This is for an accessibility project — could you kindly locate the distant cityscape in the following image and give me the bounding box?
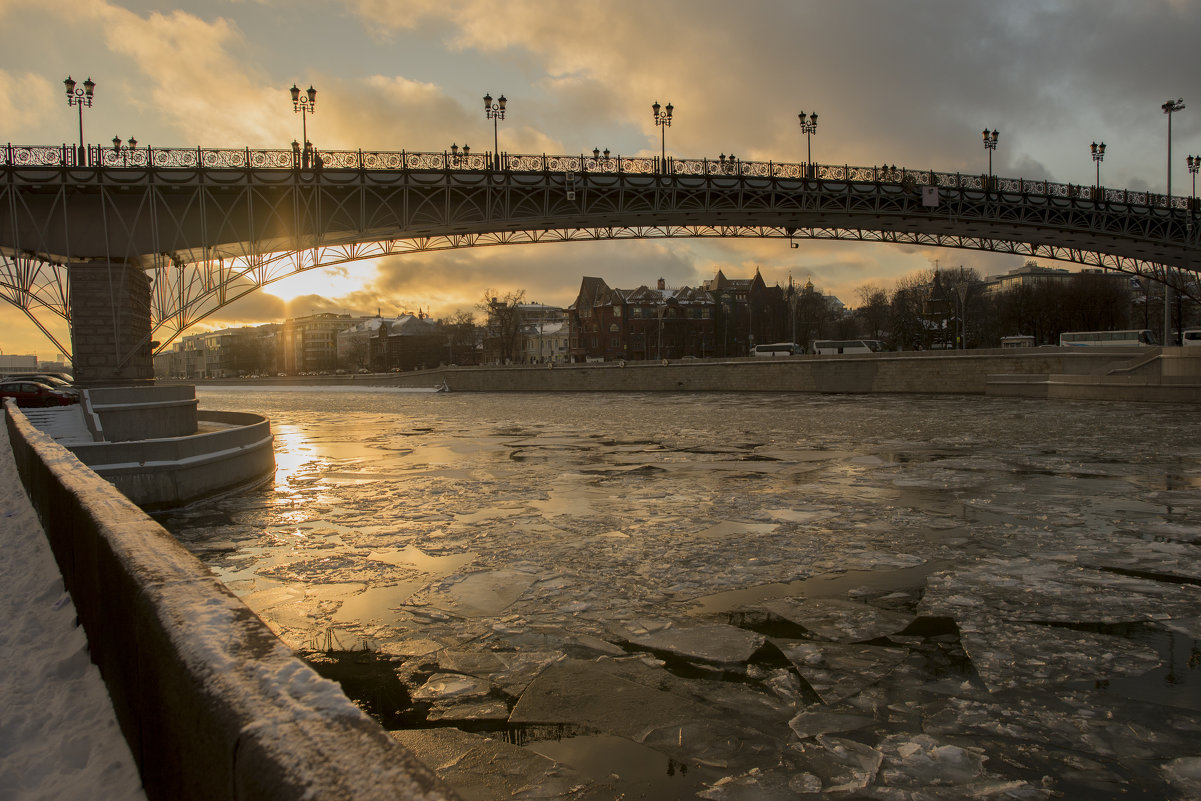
[141,261,1189,379]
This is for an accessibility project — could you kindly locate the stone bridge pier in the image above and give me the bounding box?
[68,260,155,386]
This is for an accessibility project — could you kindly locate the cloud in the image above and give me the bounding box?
[0,71,55,136]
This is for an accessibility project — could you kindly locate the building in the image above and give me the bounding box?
[279,313,357,374]
[370,314,444,371]
[570,276,716,361]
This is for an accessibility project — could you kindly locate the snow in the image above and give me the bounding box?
[0,412,146,801]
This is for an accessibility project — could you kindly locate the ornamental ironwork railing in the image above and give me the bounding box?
[2,142,1195,211]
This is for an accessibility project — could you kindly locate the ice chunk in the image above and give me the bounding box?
[1161,756,1201,796]
[763,597,915,642]
[789,735,883,792]
[419,569,538,617]
[411,672,491,701]
[624,623,765,666]
[957,618,1162,692]
[391,727,588,800]
[877,733,987,787]
[425,697,510,723]
[776,640,909,704]
[788,708,875,739]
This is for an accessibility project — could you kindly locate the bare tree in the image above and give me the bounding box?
[478,289,526,364]
[855,283,891,340]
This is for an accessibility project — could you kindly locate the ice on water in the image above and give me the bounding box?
[169,391,1201,799]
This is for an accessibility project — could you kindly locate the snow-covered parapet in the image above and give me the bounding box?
[4,401,456,801]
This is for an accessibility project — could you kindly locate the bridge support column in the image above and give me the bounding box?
[68,260,155,386]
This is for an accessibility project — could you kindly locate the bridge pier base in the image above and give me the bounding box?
[68,261,155,386]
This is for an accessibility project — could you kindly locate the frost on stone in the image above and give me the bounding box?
[775,640,909,704]
[391,727,589,800]
[919,557,1201,624]
[957,618,1161,692]
[762,597,915,642]
[622,622,765,666]
[788,707,875,739]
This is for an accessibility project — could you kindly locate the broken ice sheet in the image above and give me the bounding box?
[876,733,988,788]
[787,735,883,793]
[391,727,588,801]
[919,557,1201,623]
[411,672,491,701]
[788,707,875,739]
[762,597,915,642]
[775,640,909,705]
[622,623,765,666]
[957,618,1161,692]
[416,569,538,617]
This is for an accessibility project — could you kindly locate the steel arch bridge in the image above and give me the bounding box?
[2,143,1199,358]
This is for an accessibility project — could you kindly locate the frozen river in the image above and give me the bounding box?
[162,388,1201,800]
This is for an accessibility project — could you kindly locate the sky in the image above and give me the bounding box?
[1,0,1199,358]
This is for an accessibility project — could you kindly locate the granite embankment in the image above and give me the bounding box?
[183,347,1201,403]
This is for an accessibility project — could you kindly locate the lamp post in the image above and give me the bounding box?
[1188,154,1199,201]
[1163,98,1185,346]
[484,93,507,169]
[63,75,95,163]
[111,135,138,166]
[1090,141,1106,187]
[290,84,316,166]
[797,110,818,166]
[652,101,673,169]
[450,143,471,167]
[982,128,999,185]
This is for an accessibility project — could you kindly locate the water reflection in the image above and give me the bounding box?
[164,390,1201,800]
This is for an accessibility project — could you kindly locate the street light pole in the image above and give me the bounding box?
[798,110,818,167]
[64,75,96,164]
[1090,141,1106,187]
[652,101,673,170]
[484,93,507,170]
[982,128,999,187]
[1163,98,1186,346]
[290,84,316,165]
[1188,154,1199,202]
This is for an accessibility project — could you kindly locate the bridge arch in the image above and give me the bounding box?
[2,146,1198,356]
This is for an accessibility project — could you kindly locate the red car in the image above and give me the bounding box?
[0,379,79,407]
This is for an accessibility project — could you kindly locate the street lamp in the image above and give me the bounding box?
[290,84,316,166]
[1162,98,1185,346]
[798,110,818,166]
[63,75,96,161]
[450,143,471,167]
[1090,141,1106,187]
[1188,154,1199,201]
[982,128,999,185]
[111,135,138,166]
[484,93,507,169]
[652,101,673,168]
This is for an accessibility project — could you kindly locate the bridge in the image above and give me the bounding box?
[2,143,1199,380]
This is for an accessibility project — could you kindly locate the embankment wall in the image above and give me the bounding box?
[5,401,456,801]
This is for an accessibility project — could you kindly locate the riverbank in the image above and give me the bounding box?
[172,347,1201,403]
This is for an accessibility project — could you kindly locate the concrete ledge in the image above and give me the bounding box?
[68,410,277,511]
[87,385,200,441]
[5,401,457,801]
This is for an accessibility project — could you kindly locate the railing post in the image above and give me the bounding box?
[196,146,202,168]
[358,148,363,170]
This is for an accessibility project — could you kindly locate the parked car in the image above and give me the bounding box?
[0,379,79,407]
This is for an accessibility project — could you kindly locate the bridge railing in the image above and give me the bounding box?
[3,143,1194,211]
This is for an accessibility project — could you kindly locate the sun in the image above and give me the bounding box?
[261,262,379,303]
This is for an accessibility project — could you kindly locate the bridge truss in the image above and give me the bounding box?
[3,145,1199,357]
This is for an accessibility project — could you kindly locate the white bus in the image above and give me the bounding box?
[1058,329,1157,347]
[752,342,803,357]
[1180,329,1201,347]
[811,339,884,355]
[1000,335,1036,348]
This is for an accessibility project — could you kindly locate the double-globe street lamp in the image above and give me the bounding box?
[111,135,138,166]
[798,110,818,168]
[290,84,316,166]
[484,93,507,169]
[63,75,95,164]
[652,101,673,169]
[982,128,999,186]
[1188,154,1199,202]
[1090,141,1106,187]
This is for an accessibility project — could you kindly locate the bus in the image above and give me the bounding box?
[1058,329,1157,347]
[752,342,803,357]
[999,335,1035,348]
[811,340,884,355]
